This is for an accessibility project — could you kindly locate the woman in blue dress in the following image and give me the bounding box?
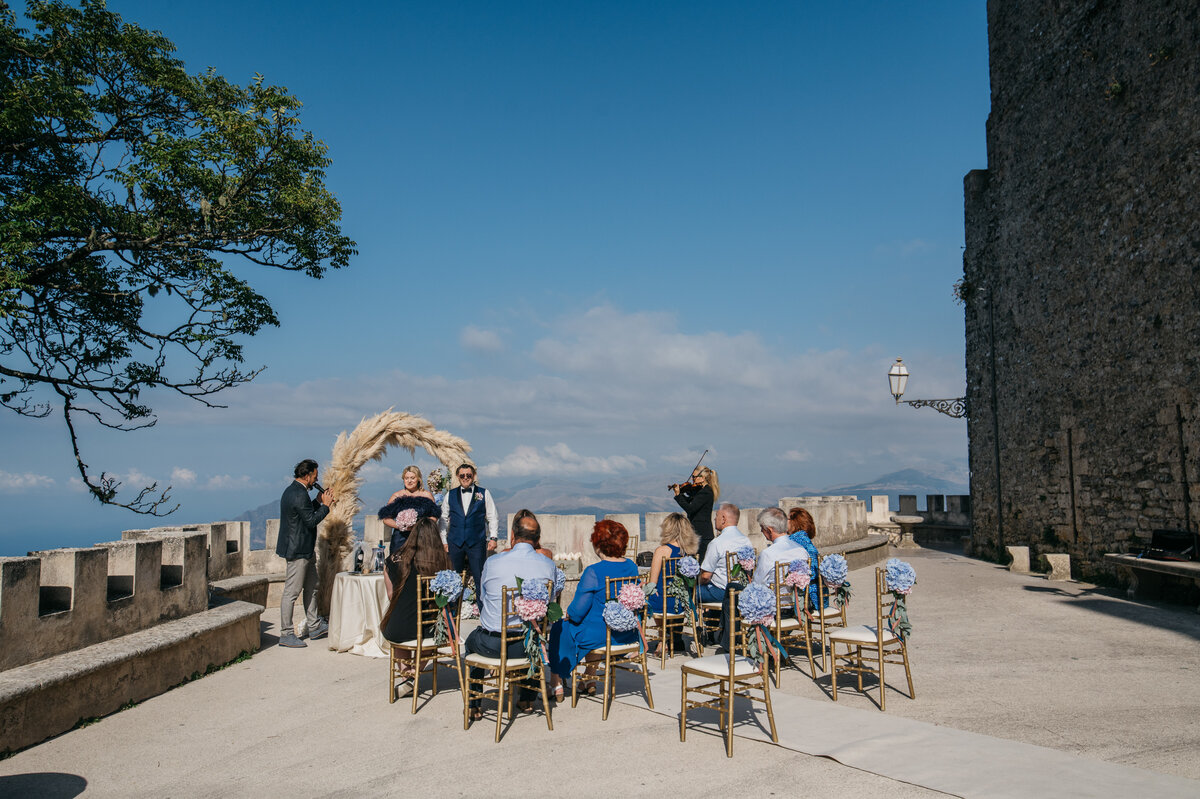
[549,520,638,697]
[645,512,699,657]
[646,512,699,615]
[787,506,822,609]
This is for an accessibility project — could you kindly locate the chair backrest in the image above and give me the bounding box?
[605,574,644,642]
[770,561,793,624]
[726,587,753,676]
[625,534,639,560]
[415,575,445,636]
[497,580,552,651]
[654,554,681,616]
[873,566,892,637]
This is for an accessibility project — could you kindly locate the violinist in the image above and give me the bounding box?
[671,466,720,561]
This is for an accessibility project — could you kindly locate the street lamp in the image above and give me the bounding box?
[888,358,967,418]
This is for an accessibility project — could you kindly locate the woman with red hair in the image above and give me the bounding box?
[548,519,639,697]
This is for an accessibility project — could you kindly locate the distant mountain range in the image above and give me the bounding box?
[236,467,968,546]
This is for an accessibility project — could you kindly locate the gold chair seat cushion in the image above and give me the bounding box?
[652,611,688,619]
[463,653,532,668]
[826,624,898,645]
[393,637,437,648]
[681,654,760,677]
[774,617,803,631]
[699,601,722,609]
[815,606,844,619]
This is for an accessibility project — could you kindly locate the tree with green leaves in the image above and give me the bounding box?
[0,0,355,513]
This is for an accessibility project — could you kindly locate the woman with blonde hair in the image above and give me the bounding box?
[672,465,719,562]
[379,465,438,554]
[646,512,697,618]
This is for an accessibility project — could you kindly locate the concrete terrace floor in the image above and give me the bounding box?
[1,547,1198,798]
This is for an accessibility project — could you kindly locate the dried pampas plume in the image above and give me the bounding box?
[315,409,471,614]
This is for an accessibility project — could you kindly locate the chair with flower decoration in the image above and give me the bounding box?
[699,550,749,642]
[680,586,778,758]
[810,555,848,670]
[388,572,465,712]
[766,559,817,685]
[571,575,654,720]
[827,565,915,711]
[462,582,555,741]
[645,554,703,667]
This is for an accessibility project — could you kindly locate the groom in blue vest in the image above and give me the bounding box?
[439,462,499,608]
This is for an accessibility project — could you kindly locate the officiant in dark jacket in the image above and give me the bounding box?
[276,459,334,648]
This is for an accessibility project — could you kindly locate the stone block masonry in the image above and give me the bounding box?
[963,0,1200,580]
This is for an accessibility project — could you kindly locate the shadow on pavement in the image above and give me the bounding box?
[0,772,87,798]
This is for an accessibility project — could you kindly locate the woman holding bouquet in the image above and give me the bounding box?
[379,466,440,554]
[381,518,453,696]
[548,520,639,698]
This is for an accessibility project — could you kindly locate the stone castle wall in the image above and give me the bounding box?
[963,1,1200,575]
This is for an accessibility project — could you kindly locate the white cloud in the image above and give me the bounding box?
[660,448,716,467]
[205,474,256,490]
[0,470,56,492]
[150,304,965,487]
[171,467,197,486]
[460,325,503,352]
[779,449,812,463]
[480,443,646,478]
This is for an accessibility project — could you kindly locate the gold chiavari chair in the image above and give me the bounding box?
[462,582,555,741]
[811,555,848,670]
[827,566,915,711]
[679,587,778,757]
[571,575,654,720]
[624,532,640,561]
[387,574,465,712]
[645,555,703,667]
[698,550,743,640]
[767,560,817,684]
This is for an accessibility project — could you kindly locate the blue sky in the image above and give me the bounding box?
[1,1,989,554]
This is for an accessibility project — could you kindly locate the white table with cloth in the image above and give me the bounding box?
[328,571,388,658]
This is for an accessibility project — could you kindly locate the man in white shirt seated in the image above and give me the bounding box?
[698,502,751,604]
[753,506,808,585]
[464,513,557,716]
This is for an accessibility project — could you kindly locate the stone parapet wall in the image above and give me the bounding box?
[963,0,1200,575]
[0,533,207,671]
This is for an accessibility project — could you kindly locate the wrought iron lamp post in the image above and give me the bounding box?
[888,358,967,418]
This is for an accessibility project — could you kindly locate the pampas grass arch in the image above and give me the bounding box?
[316,409,472,614]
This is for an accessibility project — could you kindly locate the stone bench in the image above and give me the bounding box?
[0,600,262,753]
[1042,553,1071,581]
[209,574,269,607]
[1006,546,1030,573]
[1104,553,1200,613]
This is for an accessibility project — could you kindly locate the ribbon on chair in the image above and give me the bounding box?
[522,621,550,678]
[884,593,911,642]
[439,606,460,656]
[750,622,788,669]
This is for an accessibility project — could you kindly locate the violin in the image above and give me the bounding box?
[667,449,708,493]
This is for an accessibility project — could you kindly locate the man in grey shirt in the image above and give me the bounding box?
[464,514,557,715]
[276,459,335,648]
